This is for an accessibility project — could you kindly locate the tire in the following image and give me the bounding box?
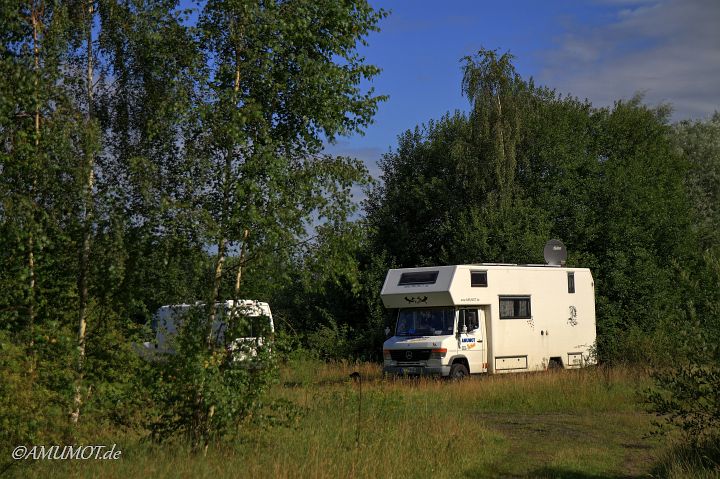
[449,363,469,379]
[548,358,563,370]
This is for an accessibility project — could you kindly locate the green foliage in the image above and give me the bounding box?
[0,328,74,454]
[2,0,719,468]
[0,332,46,449]
[441,199,551,265]
[191,0,383,275]
[1,0,386,449]
[147,306,279,450]
[673,112,720,252]
[81,304,149,429]
[269,221,395,361]
[645,252,720,443]
[647,362,720,443]
[367,51,699,363]
[462,48,528,207]
[306,318,352,361]
[270,329,306,363]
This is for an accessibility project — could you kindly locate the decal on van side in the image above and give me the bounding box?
[568,305,578,326]
[404,296,428,304]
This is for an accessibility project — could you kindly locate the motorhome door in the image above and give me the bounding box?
[458,308,487,373]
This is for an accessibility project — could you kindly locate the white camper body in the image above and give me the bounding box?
[146,300,274,356]
[381,265,596,377]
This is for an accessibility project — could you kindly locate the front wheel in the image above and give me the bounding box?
[449,363,469,379]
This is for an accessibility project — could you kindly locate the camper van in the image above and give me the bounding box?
[381,263,596,378]
[143,300,274,358]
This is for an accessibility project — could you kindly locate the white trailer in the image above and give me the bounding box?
[144,300,274,356]
[381,264,596,378]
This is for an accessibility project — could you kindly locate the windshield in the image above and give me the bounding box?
[396,308,455,336]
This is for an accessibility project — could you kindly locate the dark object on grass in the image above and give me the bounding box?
[349,371,362,446]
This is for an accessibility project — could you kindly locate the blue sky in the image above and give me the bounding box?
[326,0,720,180]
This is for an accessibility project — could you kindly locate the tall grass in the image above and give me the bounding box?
[653,439,720,479]
[10,362,699,478]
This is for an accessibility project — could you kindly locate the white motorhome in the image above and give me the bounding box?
[381,264,596,378]
[144,300,274,356]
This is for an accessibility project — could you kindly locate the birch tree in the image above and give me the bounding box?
[462,48,526,208]
[67,0,201,425]
[147,0,385,450]
[1,0,87,444]
[194,0,384,321]
[68,0,99,424]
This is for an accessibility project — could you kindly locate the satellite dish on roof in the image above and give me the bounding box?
[543,239,567,266]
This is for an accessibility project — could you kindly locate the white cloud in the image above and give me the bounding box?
[539,0,720,120]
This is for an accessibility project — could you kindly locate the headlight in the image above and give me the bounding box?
[430,348,447,359]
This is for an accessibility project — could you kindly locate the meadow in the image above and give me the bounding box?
[10,362,718,479]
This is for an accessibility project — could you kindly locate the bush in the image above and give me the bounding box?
[306,318,352,361]
[272,328,308,363]
[145,306,279,452]
[645,311,720,443]
[0,329,72,457]
[647,364,720,442]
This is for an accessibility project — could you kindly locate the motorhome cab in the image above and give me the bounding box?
[381,264,596,378]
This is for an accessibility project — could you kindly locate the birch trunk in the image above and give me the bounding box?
[234,229,249,298]
[27,1,42,369]
[207,235,227,347]
[71,0,95,424]
[198,30,244,451]
[207,53,243,339]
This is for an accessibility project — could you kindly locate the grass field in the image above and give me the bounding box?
[8,361,718,478]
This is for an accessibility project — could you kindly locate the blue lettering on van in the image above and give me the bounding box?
[461,338,475,343]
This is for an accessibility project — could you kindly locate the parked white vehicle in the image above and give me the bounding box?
[143,300,274,358]
[381,260,596,378]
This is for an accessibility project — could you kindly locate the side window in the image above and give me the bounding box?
[499,296,532,319]
[458,309,480,332]
[567,272,575,294]
[471,270,488,287]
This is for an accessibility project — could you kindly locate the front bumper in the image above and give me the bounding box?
[383,364,451,377]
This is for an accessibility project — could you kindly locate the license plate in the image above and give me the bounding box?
[402,367,420,375]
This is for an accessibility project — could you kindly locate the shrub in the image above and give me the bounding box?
[306,318,352,361]
[645,311,720,443]
[145,306,279,452]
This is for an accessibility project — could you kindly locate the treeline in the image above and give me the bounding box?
[285,50,720,444]
[296,53,720,370]
[366,51,720,363]
[362,51,720,444]
[1,1,719,454]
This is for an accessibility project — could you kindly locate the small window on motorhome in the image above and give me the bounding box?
[567,272,575,294]
[398,271,439,286]
[471,270,488,287]
[459,309,480,332]
[499,296,532,319]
